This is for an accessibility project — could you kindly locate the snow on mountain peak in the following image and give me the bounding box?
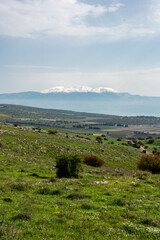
[41,86,118,94]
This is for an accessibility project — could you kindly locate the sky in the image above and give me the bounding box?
[1,0,160,96]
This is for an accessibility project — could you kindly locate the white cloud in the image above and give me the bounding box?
[0,0,156,41]
[149,0,160,23]
[107,2,124,13]
[148,0,160,33]
[0,0,114,37]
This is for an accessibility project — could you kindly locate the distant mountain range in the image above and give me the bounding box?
[41,86,118,93]
[0,86,160,116]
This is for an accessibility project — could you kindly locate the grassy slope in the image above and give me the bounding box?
[0,123,160,239]
[142,138,160,153]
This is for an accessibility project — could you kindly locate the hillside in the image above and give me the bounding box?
[0,123,160,239]
[1,104,160,138]
[0,90,160,116]
[1,104,160,125]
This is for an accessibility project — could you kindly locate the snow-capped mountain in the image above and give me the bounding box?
[0,88,160,116]
[41,86,118,94]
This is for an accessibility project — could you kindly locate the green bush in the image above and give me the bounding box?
[96,136,102,141]
[138,154,160,174]
[117,137,122,141]
[147,139,154,144]
[83,155,105,167]
[56,154,82,178]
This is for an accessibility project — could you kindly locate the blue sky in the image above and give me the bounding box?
[0,0,160,96]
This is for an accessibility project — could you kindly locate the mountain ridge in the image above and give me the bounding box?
[0,90,160,116]
[41,86,118,93]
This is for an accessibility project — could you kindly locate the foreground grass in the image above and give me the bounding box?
[0,123,160,239]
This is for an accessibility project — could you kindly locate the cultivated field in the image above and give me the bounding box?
[1,104,160,138]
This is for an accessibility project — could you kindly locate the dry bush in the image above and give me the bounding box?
[83,155,105,167]
[133,143,141,149]
[138,141,144,146]
[138,154,160,174]
[48,130,58,135]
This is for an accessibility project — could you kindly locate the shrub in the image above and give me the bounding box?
[81,202,92,210]
[117,137,122,141]
[3,198,12,202]
[113,198,125,207]
[96,136,102,141]
[48,130,58,135]
[133,143,141,149]
[138,154,160,174]
[12,212,32,221]
[67,193,90,200]
[56,154,82,178]
[138,137,144,140]
[11,182,28,191]
[146,136,153,139]
[83,155,105,167]
[37,187,53,195]
[139,217,159,227]
[127,141,132,146]
[37,187,61,195]
[138,141,143,146]
[147,139,154,144]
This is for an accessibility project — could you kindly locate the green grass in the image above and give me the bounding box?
[0,123,160,239]
[141,137,160,153]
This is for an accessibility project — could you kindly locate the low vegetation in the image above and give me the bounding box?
[0,122,160,239]
[83,155,105,167]
[138,154,160,174]
[56,154,82,178]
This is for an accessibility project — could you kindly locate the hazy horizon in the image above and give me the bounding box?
[0,85,160,98]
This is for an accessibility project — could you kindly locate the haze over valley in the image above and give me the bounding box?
[0,86,160,116]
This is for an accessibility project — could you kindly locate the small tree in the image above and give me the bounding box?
[56,154,82,178]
